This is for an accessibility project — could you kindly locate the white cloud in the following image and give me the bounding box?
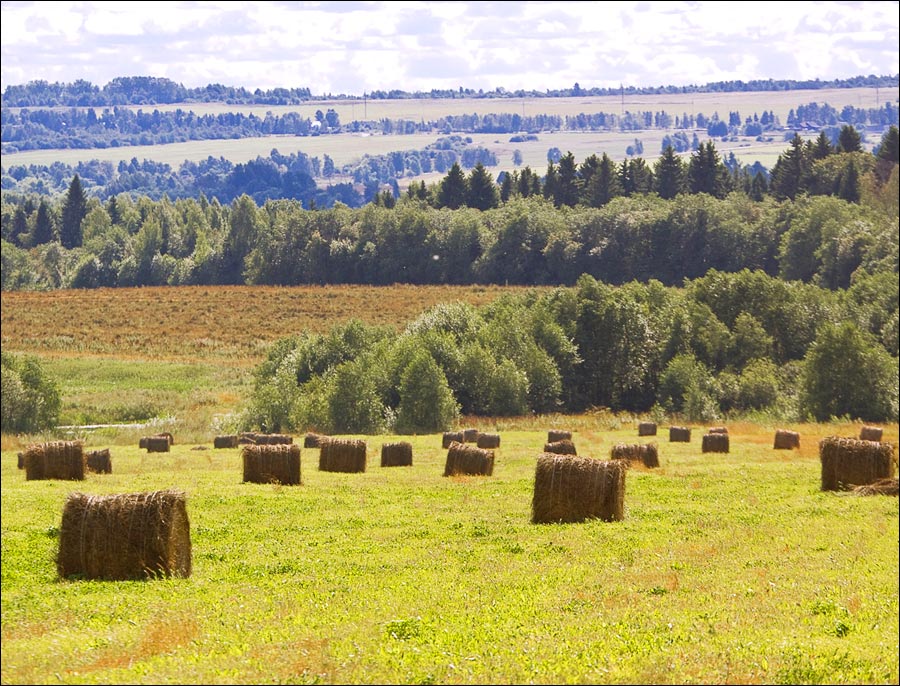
[1,0,897,94]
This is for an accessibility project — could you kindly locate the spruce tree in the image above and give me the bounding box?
[653,146,686,199]
[437,162,467,209]
[32,199,55,246]
[467,163,499,210]
[60,174,87,249]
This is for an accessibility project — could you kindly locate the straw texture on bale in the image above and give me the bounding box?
[852,477,899,496]
[548,430,572,443]
[531,454,626,523]
[319,438,367,473]
[213,435,238,449]
[543,439,577,455]
[241,444,301,485]
[820,437,895,491]
[443,441,494,477]
[304,432,327,448]
[442,431,464,449]
[24,441,85,481]
[476,432,501,449]
[669,426,691,442]
[85,448,112,474]
[610,443,659,468]
[463,428,480,443]
[57,489,191,581]
[144,435,170,453]
[638,422,657,436]
[859,426,884,442]
[381,441,413,467]
[774,429,801,450]
[702,433,730,453]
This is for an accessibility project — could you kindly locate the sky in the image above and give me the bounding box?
[1,1,898,96]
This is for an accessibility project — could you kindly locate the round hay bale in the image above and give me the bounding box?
[476,432,501,449]
[669,426,691,443]
[85,448,112,474]
[239,432,262,444]
[444,441,494,477]
[138,437,148,449]
[774,429,800,450]
[610,443,659,468]
[638,422,657,437]
[158,432,174,445]
[214,435,239,449]
[702,433,730,453]
[820,437,895,491]
[381,441,413,467]
[463,428,480,443]
[442,431,464,449]
[256,433,293,445]
[304,432,327,448]
[859,426,883,442]
[241,444,301,485]
[144,435,170,453]
[57,489,191,581]
[319,438,367,473]
[531,454,626,524]
[708,426,728,435]
[543,439,577,455]
[17,452,24,469]
[548,429,572,443]
[852,477,899,496]
[24,441,85,481]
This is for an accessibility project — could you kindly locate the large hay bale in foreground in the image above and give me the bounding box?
[381,441,413,467]
[531,454,626,524]
[304,432,327,448]
[241,444,301,485]
[57,489,191,581]
[213,435,239,449]
[702,433,730,453]
[820,437,895,491]
[444,441,494,477]
[774,429,800,450]
[853,477,899,497]
[319,438,367,473]
[638,422,657,436]
[859,426,883,442]
[85,448,112,474]
[544,439,577,455]
[24,441,85,481]
[610,443,659,468]
[442,431,464,449]
[548,429,572,443]
[463,428,479,443]
[476,432,501,449]
[669,426,691,443]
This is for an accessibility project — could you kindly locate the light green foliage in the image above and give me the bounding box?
[395,349,459,433]
[0,352,61,434]
[800,322,899,422]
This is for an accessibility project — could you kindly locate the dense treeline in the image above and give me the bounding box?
[1,135,497,204]
[4,98,896,154]
[3,75,897,107]
[243,271,898,434]
[1,129,896,292]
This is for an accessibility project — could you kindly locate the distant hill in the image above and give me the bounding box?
[3,74,898,108]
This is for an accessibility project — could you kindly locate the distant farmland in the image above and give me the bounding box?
[3,86,896,184]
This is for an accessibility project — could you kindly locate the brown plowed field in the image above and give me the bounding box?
[1,284,547,365]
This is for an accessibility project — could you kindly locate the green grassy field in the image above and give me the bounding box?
[1,421,897,684]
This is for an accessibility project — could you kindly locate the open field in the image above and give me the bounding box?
[1,421,897,684]
[0,285,551,442]
[3,86,895,181]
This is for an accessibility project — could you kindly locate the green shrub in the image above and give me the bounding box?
[1,352,61,434]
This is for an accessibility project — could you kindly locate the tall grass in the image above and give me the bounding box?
[2,422,896,684]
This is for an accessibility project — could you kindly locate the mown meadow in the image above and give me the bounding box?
[1,284,898,684]
[1,420,897,684]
